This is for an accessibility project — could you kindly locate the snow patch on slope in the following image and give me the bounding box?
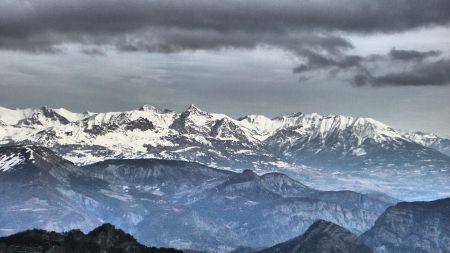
[0,154,24,172]
[0,104,443,167]
[0,146,36,172]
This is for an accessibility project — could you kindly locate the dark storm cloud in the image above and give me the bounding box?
[113,30,353,58]
[373,59,450,86]
[389,48,441,61]
[352,59,450,86]
[291,46,450,87]
[1,0,450,89]
[1,0,450,52]
[293,50,362,74]
[295,48,445,75]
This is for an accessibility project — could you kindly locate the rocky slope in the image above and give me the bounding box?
[255,220,372,253]
[403,131,450,156]
[0,223,182,253]
[0,145,396,252]
[1,105,448,169]
[361,198,450,253]
[0,105,449,200]
[0,146,101,234]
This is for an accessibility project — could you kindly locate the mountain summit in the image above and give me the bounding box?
[0,105,449,200]
[255,220,372,253]
[361,198,450,253]
[0,223,182,253]
[0,144,395,252]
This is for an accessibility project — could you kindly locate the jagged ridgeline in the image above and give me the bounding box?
[361,198,450,253]
[0,146,449,252]
[0,223,181,253]
[0,105,449,200]
[0,145,395,252]
[0,221,373,253]
[254,220,372,253]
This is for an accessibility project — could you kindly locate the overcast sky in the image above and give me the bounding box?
[0,0,449,136]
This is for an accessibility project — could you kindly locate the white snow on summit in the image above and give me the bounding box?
[0,104,445,166]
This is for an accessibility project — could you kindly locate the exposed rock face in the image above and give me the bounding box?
[361,198,450,253]
[0,145,395,253]
[1,105,449,200]
[0,223,182,253]
[16,106,70,126]
[124,117,155,131]
[404,131,450,156]
[255,220,372,253]
[0,146,101,236]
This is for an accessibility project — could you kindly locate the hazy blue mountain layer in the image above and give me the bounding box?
[255,220,372,253]
[361,198,450,253]
[0,145,395,252]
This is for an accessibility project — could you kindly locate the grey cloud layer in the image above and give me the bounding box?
[350,51,450,87]
[292,48,450,87]
[371,59,450,86]
[389,49,441,61]
[1,0,450,87]
[1,0,450,52]
[293,50,362,74]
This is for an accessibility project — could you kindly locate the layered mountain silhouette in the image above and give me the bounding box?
[1,145,449,252]
[255,220,372,253]
[233,198,450,253]
[0,223,181,253]
[0,221,374,253]
[1,105,449,200]
[361,198,450,253]
[0,145,395,252]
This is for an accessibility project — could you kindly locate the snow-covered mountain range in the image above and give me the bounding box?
[403,131,450,157]
[0,105,449,200]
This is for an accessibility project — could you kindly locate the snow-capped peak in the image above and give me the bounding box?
[185,104,204,113]
[402,131,450,156]
[0,104,446,167]
[238,111,404,144]
[53,108,86,122]
[403,131,440,145]
[138,104,164,113]
[0,106,84,126]
[238,114,283,138]
[0,106,36,125]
